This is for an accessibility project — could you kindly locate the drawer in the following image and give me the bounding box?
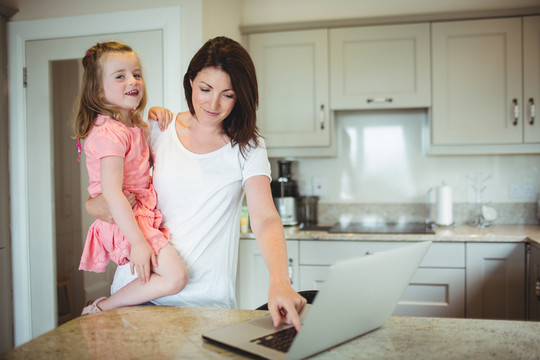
[299,241,465,268]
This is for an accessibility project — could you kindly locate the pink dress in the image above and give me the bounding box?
[79,115,169,273]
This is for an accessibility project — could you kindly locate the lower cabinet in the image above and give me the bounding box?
[236,239,527,320]
[466,242,525,320]
[529,243,540,321]
[297,241,465,318]
[236,239,299,310]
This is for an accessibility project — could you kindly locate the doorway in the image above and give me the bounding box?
[8,6,199,346]
[24,28,164,330]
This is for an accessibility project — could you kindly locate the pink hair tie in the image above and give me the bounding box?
[77,138,82,162]
[86,51,91,57]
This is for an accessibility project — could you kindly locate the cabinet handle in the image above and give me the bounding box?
[367,97,393,104]
[319,104,325,130]
[536,278,540,301]
[288,258,294,285]
[512,98,519,126]
[529,98,536,125]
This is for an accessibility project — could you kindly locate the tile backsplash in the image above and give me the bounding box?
[316,202,539,226]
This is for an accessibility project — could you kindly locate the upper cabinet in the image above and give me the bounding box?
[249,29,333,157]
[524,16,540,144]
[430,16,540,154]
[330,23,431,110]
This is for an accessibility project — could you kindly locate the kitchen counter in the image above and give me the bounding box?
[241,224,540,244]
[2,306,539,359]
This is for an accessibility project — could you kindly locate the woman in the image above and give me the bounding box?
[86,36,306,330]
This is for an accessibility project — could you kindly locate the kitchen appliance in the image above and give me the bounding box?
[271,160,298,226]
[298,195,319,228]
[427,182,454,226]
[329,222,435,234]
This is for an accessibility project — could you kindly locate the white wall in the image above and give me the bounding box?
[288,111,540,205]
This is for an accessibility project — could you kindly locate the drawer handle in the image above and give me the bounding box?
[365,251,374,256]
[288,258,294,285]
[512,98,519,126]
[319,104,325,130]
[529,98,536,125]
[367,97,393,104]
[536,279,540,301]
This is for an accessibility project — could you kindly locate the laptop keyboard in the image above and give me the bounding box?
[251,327,298,353]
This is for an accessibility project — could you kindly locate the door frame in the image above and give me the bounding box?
[8,4,202,346]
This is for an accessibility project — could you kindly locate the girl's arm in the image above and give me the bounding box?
[244,175,307,331]
[100,156,157,283]
[148,106,174,131]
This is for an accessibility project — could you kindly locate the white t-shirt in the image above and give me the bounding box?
[110,119,271,308]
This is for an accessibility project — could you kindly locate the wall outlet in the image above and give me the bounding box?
[312,176,326,196]
[509,183,536,198]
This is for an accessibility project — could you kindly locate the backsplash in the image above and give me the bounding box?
[317,202,539,226]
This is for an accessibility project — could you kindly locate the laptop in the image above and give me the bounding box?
[202,241,432,360]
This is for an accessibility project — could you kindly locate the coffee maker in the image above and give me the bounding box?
[271,160,298,226]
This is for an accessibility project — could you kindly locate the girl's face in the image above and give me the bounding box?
[190,67,236,128]
[101,51,145,122]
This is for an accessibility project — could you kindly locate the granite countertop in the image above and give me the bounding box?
[2,306,540,359]
[241,224,540,244]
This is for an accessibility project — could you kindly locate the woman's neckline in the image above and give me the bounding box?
[172,112,230,156]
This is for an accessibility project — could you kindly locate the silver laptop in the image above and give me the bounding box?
[202,241,432,360]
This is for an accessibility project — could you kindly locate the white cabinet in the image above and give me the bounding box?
[330,23,431,110]
[248,29,333,157]
[430,17,540,154]
[524,16,540,143]
[466,242,525,320]
[298,241,466,318]
[236,239,299,310]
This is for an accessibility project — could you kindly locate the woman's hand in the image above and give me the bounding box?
[148,106,174,131]
[130,239,158,284]
[85,193,137,224]
[267,277,307,331]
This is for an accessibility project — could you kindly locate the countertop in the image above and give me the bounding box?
[241,224,540,244]
[2,306,540,359]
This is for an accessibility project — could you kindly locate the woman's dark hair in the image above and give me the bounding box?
[183,36,260,155]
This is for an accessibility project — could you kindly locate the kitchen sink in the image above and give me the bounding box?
[328,222,435,234]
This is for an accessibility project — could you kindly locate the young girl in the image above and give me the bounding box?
[73,41,188,315]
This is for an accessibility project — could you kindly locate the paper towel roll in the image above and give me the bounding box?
[436,185,453,225]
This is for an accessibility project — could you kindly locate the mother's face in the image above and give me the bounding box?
[189,67,237,127]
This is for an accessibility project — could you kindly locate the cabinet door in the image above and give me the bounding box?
[528,243,540,321]
[249,30,330,149]
[466,243,525,320]
[330,23,430,109]
[432,18,523,145]
[299,266,465,318]
[524,16,540,143]
[236,239,299,310]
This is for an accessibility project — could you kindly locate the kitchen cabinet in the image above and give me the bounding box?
[527,243,540,321]
[248,29,333,157]
[329,23,431,110]
[430,16,540,155]
[466,242,525,320]
[236,239,299,310]
[299,241,465,318]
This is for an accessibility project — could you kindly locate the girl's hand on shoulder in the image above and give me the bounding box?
[148,106,173,131]
[130,240,158,284]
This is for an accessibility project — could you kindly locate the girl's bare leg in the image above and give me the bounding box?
[97,244,188,310]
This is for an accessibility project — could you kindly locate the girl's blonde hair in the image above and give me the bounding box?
[73,41,147,139]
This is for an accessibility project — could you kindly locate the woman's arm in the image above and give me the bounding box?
[100,156,157,283]
[244,175,307,331]
[85,193,136,224]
